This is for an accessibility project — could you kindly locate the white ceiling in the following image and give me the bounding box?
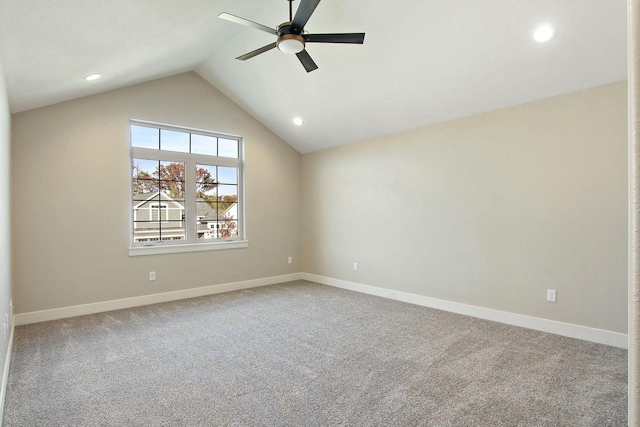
[0,0,628,153]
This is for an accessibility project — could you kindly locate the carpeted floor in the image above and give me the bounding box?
[2,280,628,426]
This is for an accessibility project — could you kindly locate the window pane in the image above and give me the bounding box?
[218,167,237,184]
[131,126,159,149]
[160,129,189,153]
[197,202,218,222]
[195,164,216,183]
[150,204,166,221]
[196,164,218,199]
[132,159,159,196]
[217,185,238,219]
[218,138,238,158]
[132,220,186,242]
[158,161,185,200]
[165,203,185,222]
[133,223,162,243]
[160,221,186,242]
[198,229,213,240]
[132,158,158,178]
[218,184,237,198]
[219,202,237,220]
[133,190,160,242]
[197,201,218,240]
[133,194,159,225]
[219,220,238,238]
[191,134,217,156]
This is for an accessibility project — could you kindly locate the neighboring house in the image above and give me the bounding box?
[133,192,185,242]
[133,191,237,242]
[196,197,218,240]
[198,198,238,240]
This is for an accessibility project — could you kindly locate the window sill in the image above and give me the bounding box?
[129,240,248,256]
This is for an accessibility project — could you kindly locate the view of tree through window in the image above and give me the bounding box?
[130,122,243,246]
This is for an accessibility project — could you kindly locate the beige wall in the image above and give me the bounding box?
[9,72,629,336]
[11,72,301,313]
[0,60,13,375]
[302,81,628,334]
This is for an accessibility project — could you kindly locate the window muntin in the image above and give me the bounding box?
[130,121,243,248]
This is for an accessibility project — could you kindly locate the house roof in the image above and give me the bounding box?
[197,199,217,222]
[0,1,627,153]
[133,192,184,209]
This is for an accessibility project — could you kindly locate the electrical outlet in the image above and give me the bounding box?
[288,256,293,265]
[149,271,156,281]
[353,263,358,271]
[546,289,557,302]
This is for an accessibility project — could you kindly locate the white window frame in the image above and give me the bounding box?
[129,119,247,256]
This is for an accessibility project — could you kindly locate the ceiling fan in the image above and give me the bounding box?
[218,0,365,73]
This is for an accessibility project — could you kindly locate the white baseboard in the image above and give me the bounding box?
[0,320,15,424]
[14,273,304,326]
[303,273,628,349]
[12,272,628,349]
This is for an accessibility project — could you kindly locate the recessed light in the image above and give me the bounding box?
[533,25,555,43]
[293,117,304,126]
[84,73,101,81]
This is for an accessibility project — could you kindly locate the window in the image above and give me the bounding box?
[130,120,245,255]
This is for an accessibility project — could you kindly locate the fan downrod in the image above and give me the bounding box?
[287,0,294,22]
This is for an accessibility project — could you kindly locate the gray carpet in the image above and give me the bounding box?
[2,280,627,426]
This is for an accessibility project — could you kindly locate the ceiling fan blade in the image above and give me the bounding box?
[291,0,321,32]
[305,33,365,44]
[296,49,319,73]
[218,13,277,35]
[236,43,277,61]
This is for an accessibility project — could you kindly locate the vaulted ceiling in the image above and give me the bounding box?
[0,0,627,153]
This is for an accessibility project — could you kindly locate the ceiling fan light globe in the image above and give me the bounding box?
[277,35,305,54]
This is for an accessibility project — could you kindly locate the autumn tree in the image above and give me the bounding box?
[194,166,217,198]
[132,162,217,198]
[219,218,237,238]
[216,194,238,213]
[132,162,157,194]
[157,162,186,198]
